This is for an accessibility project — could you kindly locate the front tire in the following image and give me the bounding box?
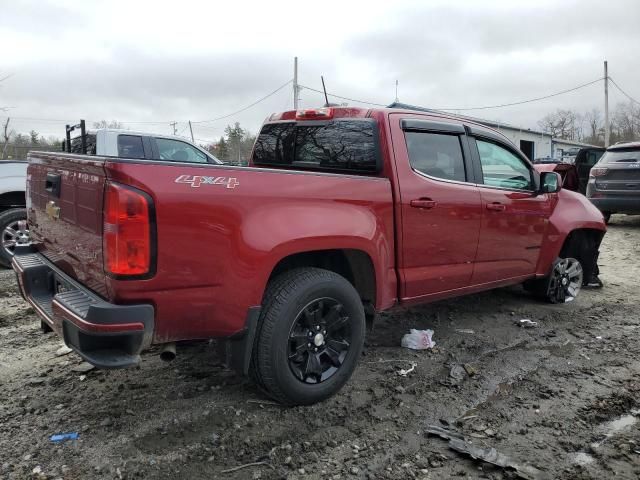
[0,208,28,268]
[250,268,365,406]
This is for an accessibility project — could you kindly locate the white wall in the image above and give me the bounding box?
[491,127,553,158]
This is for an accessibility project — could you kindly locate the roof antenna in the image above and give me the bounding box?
[321,76,330,107]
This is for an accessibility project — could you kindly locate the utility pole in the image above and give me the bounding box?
[604,60,610,147]
[395,80,399,103]
[170,121,177,136]
[188,121,194,142]
[293,57,299,110]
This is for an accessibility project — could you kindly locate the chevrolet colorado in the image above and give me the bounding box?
[13,107,606,405]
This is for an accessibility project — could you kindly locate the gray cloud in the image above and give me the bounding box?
[2,0,640,141]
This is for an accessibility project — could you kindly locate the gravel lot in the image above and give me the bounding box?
[1,215,640,480]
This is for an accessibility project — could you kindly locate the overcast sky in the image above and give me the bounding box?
[1,0,639,143]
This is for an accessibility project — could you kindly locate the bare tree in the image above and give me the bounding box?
[93,120,124,129]
[538,109,580,140]
[2,117,10,160]
[583,108,602,144]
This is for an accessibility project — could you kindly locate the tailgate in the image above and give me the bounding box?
[27,152,108,297]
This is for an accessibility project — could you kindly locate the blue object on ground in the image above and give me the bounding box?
[50,432,79,442]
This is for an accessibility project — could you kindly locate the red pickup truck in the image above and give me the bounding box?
[13,107,606,405]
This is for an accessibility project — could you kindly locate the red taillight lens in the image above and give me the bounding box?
[590,167,608,177]
[296,107,334,120]
[103,182,152,276]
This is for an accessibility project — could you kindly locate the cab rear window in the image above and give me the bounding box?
[253,119,380,173]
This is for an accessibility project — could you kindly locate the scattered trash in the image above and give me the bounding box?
[426,425,543,480]
[55,345,73,357]
[449,364,466,385]
[514,319,538,328]
[72,362,95,373]
[79,375,87,381]
[455,328,475,334]
[463,363,478,377]
[401,329,436,350]
[397,362,417,377]
[50,432,79,443]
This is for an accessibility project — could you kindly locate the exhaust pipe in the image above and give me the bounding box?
[160,342,176,362]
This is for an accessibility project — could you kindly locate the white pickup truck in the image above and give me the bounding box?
[0,161,28,267]
[0,121,221,267]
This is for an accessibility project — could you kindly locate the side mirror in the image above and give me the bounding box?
[539,171,561,194]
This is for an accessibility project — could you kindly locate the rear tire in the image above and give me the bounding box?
[250,268,365,406]
[0,208,28,268]
[602,212,612,224]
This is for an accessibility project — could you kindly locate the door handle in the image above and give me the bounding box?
[410,198,437,209]
[486,202,506,212]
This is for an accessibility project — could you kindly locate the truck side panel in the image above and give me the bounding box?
[103,162,396,343]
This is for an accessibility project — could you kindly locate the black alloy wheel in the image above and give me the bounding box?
[287,298,352,384]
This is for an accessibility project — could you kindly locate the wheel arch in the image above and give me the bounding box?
[267,248,377,312]
[537,226,605,278]
[0,191,26,212]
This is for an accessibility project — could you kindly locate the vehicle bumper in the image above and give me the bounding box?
[587,195,640,214]
[12,246,154,368]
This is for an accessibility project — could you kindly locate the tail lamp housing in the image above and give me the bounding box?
[103,182,155,277]
[589,167,608,177]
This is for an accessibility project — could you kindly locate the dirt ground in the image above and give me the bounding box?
[1,216,640,480]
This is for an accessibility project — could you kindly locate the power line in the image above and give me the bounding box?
[3,80,293,127]
[435,77,604,111]
[299,84,388,107]
[302,77,604,112]
[609,77,640,105]
[192,79,292,124]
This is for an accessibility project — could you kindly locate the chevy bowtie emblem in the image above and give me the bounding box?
[46,201,61,220]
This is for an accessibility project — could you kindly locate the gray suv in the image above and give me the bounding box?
[587,141,640,223]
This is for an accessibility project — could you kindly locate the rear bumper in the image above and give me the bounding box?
[587,182,640,213]
[12,246,154,368]
[587,195,640,214]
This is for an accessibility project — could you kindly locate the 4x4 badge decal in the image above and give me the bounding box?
[174,175,239,189]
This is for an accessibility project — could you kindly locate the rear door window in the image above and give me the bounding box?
[476,139,533,190]
[404,132,467,182]
[155,138,208,163]
[117,135,145,159]
[253,120,379,173]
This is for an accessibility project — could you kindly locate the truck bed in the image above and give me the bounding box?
[25,152,396,343]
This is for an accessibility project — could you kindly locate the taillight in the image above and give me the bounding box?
[103,182,153,276]
[590,167,608,177]
[296,107,334,120]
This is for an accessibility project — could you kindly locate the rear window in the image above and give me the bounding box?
[252,119,379,173]
[117,135,145,159]
[601,149,640,163]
